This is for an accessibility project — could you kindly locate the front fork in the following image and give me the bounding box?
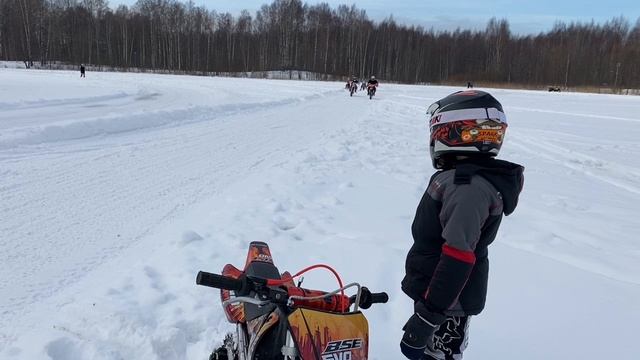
[232,324,298,360]
[233,324,248,360]
[281,331,299,359]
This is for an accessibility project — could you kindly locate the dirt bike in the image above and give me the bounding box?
[349,82,358,97]
[366,85,377,100]
[196,241,388,360]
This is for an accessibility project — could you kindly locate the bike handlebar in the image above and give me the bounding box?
[196,271,244,291]
[196,271,388,310]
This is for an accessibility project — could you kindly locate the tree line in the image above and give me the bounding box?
[2,0,639,88]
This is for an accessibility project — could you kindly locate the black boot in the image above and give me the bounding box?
[209,346,229,360]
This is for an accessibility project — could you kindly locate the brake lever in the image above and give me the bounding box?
[243,276,288,305]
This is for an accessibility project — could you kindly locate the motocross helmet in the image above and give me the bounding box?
[371,76,376,80]
[428,90,507,169]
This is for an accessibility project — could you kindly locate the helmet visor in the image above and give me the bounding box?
[432,119,506,148]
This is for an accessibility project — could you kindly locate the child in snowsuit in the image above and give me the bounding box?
[400,90,524,360]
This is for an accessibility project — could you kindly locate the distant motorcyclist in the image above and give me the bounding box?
[366,76,379,98]
[346,75,358,87]
[348,76,359,96]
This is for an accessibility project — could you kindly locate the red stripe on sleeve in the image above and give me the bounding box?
[442,244,476,264]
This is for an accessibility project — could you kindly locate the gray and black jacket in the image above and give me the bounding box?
[401,158,524,316]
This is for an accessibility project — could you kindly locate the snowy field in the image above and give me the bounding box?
[1,68,640,359]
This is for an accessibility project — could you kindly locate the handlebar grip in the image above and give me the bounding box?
[369,292,389,304]
[358,287,389,309]
[196,271,243,291]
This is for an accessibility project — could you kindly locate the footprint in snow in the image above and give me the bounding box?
[151,327,187,360]
[45,337,85,360]
[272,215,298,231]
[180,230,204,247]
[144,266,165,291]
[339,181,354,189]
[318,196,343,207]
[265,199,285,213]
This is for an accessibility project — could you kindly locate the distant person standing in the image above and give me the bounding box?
[80,64,86,78]
[467,81,473,88]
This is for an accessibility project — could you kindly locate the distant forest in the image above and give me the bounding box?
[2,0,639,87]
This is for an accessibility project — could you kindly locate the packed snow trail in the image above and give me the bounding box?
[0,70,362,342]
[1,69,640,359]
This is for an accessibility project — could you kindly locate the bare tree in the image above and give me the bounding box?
[0,0,638,88]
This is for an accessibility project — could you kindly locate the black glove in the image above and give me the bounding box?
[400,302,446,360]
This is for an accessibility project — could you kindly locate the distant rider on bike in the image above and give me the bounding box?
[347,76,359,95]
[350,76,360,88]
[367,76,379,88]
[367,76,379,97]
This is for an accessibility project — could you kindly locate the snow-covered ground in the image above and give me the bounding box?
[1,68,639,359]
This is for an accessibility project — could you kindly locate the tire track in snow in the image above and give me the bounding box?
[0,90,338,150]
[0,92,132,111]
[508,106,640,123]
[509,129,640,195]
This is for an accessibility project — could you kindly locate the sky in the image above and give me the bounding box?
[112,0,640,34]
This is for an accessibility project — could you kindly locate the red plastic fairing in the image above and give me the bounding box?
[220,264,245,323]
[280,271,349,312]
[280,271,296,287]
[286,286,350,313]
